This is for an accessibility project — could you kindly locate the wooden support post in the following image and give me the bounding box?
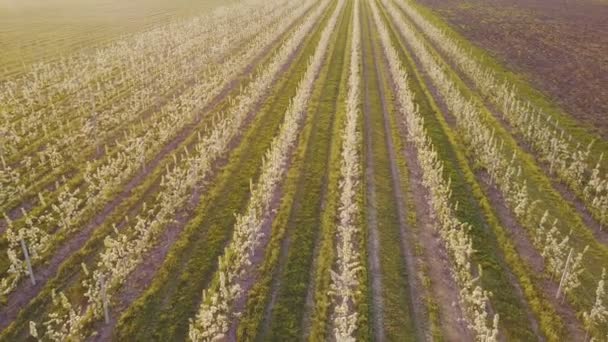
[556,248,573,300]
[100,275,110,324]
[20,239,36,285]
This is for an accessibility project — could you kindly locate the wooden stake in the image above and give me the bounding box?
[556,248,573,300]
[100,275,110,324]
[142,148,146,173]
[20,239,36,285]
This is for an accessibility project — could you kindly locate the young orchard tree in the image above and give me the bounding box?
[583,269,608,341]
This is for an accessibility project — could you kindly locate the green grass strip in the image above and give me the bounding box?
[360,0,419,340]
[241,2,354,341]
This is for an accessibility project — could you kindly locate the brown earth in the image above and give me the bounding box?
[361,8,387,341]
[403,141,473,341]
[416,0,608,137]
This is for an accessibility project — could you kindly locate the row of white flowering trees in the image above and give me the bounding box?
[371,1,499,340]
[30,0,330,340]
[188,0,345,340]
[583,268,608,341]
[0,0,293,163]
[1,0,312,298]
[0,0,291,217]
[0,0,294,208]
[382,0,608,338]
[328,1,364,340]
[385,0,590,298]
[393,0,608,229]
[0,0,299,214]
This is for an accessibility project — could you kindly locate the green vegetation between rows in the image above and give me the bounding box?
[371,9,443,339]
[307,7,363,342]
[113,4,338,341]
[360,1,418,340]
[236,1,353,341]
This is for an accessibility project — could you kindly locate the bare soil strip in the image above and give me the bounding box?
[361,10,387,342]
[401,138,473,341]
[362,33,385,341]
[416,0,608,137]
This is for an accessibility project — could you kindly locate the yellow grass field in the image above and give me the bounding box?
[0,0,232,78]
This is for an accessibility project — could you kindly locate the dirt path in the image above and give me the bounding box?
[360,1,434,339]
[401,137,473,341]
[367,17,471,333]
[371,16,431,342]
[477,170,586,340]
[360,3,385,338]
[0,12,302,330]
